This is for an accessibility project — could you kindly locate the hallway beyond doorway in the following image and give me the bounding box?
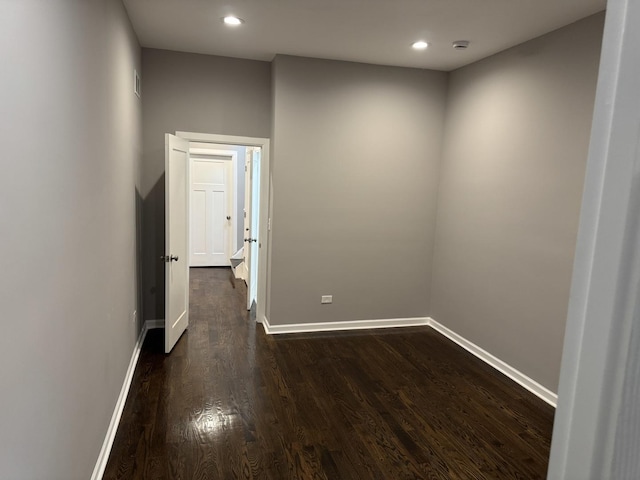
[104,267,554,478]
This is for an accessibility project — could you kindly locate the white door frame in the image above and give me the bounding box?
[188,148,238,266]
[548,1,640,478]
[177,131,271,326]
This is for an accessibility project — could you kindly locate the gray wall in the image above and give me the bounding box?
[140,14,603,395]
[430,14,605,392]
[141,49,271,320]
[269,55,448,324]
[0,1,142,478]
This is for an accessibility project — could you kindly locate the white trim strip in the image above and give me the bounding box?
[261,316,429,335]
[90,320,156,480]
[176,131,267,147]
[427,318,558,407]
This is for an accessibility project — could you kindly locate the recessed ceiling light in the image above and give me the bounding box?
[412,41,429,50]
[222,16,244,26]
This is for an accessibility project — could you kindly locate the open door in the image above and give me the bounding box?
[164,134,190,353]
[243,150,253,309]
[249,148,261,308]
[243,148,261,310]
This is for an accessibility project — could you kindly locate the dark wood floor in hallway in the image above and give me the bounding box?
[104,267,554,479]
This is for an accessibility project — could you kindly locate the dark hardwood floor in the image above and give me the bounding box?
[104,267,555,479]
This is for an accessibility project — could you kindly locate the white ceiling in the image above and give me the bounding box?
[122,0,606,71]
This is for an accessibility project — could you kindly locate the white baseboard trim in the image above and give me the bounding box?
[427,317,558,407]
[260,314,556,407]
[91,320,157,480]
[262,316,429,335]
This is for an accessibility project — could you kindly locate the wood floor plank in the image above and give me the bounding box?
[103,267,554,479]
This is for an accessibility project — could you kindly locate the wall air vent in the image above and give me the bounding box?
[134,69,141,98]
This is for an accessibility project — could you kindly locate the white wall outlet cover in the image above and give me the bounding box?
[321,295,333,304]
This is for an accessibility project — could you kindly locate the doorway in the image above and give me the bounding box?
[188,145,238,267]
[177,131,270,325]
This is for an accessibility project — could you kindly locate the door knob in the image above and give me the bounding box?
[170,255,179,262]
[160,255,179,262]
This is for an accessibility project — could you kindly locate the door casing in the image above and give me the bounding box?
[177,131,271,326]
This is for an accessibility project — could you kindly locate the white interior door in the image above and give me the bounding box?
[189,156,233,266]
[165,134,190,353]
[243,149,253,309]
[249,148,261,308]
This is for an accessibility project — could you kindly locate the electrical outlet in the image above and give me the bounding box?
[321,295,333,304]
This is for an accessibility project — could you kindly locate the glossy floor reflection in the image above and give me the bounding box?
[104,267,554,479]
